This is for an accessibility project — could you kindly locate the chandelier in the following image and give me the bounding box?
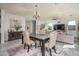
[33,4,40,20]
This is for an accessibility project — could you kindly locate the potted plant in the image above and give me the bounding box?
[14,25,22,31]
[45,26,53,33]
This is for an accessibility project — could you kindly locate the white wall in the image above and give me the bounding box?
[2,10,26,42]
[1,9,5,43]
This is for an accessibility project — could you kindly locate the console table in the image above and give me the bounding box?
[8,31,23,41]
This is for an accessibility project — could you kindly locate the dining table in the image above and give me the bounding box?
[30,33,49,56]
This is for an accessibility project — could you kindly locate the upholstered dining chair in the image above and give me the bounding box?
[23,31,35,52]
[45,31,57,56]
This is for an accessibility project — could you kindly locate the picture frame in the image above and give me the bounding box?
[40,24,45,30]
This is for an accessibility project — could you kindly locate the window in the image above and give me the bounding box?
[68,20,76,30]
[48,23,53,26]
[68,20,76,25]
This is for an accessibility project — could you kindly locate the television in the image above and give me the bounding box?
[54,24,65,30]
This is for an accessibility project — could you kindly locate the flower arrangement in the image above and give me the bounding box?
[14,25,22,31]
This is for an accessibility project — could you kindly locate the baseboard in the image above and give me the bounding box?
[56,41,73,45]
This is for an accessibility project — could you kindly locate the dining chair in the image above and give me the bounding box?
[23,31,35,52]
[45,31,57,56]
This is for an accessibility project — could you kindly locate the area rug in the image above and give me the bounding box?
[7,45,23,56]
[7,44,69,56]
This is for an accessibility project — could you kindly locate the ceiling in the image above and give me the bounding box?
[0,3,35,17]
[0,3,79,18]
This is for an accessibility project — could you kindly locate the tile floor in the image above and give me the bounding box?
[0,39,79,56]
